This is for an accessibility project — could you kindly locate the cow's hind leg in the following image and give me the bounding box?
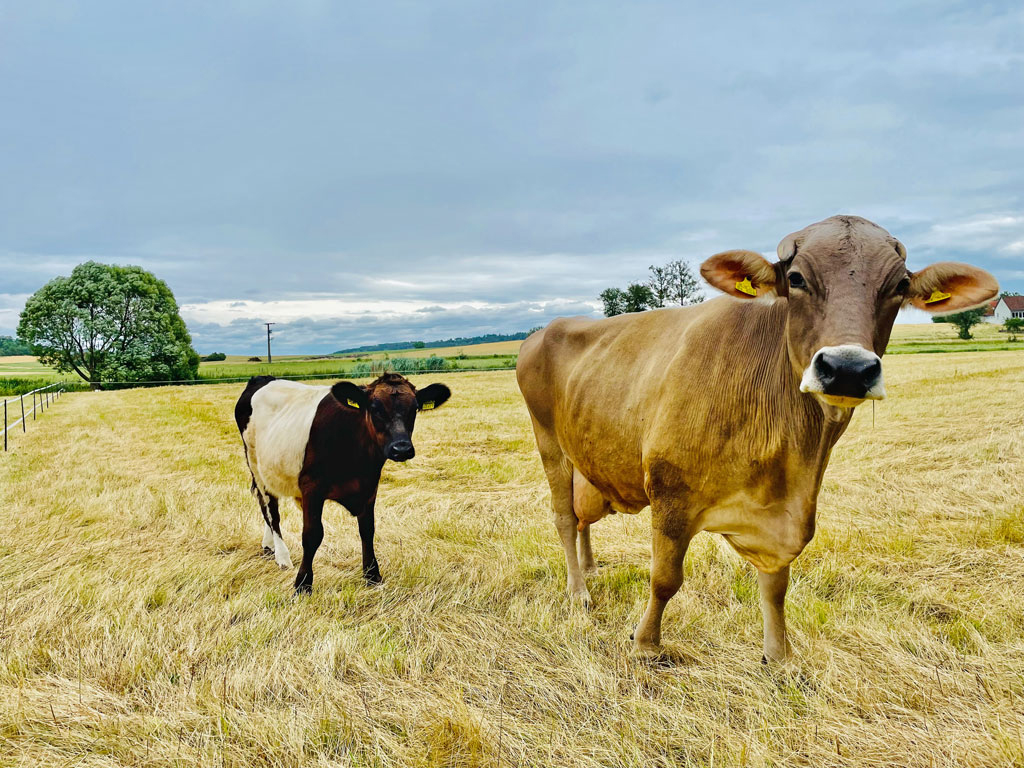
[530,419,591,606]
[578,527,597,574]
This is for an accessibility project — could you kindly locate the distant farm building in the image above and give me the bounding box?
[990,295,1024,323]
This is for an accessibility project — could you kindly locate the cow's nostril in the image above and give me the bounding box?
[814,354,835,380]
[861,359,881,383]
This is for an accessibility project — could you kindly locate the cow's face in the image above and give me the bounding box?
[332,374,451,461]
[701,216,998,409]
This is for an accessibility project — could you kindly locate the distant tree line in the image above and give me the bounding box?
[0,336,31,356]
[600,260,704,317]
[201,352,227,362]
[336,331,536,355]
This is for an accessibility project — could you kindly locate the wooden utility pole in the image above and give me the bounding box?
[265,323,276,363]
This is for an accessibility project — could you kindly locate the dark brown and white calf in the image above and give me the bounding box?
[234,373,451,593]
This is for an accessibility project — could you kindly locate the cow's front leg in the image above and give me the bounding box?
[294,494,325,595]
[757,566,792,663]
[633,525,690,655]
[358,495,381,585]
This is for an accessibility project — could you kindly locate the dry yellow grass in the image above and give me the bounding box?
[1,354,1023,767]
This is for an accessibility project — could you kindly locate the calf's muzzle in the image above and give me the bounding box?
[386,439,415,462]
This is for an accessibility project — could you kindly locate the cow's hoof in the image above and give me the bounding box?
[570,589,593,610]
[262,547,274,557]
[294,583,312,596]
[363,570,383,586]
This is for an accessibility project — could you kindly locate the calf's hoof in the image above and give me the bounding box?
[294,574,313,595]
[363,569,383,586]
[262,546,274,557]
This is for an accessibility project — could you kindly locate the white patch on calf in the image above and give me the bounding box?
[262,523,274,550]
[245,380,331,500]
[273,532,292,569]
[800,344,886,401]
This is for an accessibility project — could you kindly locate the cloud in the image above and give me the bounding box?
[0,1,1021,351]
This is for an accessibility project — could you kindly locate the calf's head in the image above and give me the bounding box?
[331,373,451,461]
[701,215,998,408]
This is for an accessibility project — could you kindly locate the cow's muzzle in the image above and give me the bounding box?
[386,439,415,462]
[800,345,885,406]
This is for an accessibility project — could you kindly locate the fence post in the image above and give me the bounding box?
[20,394,25,432]
[32,391,36,420]
[4,399,7,452]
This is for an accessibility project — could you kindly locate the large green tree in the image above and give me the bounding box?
[17,261,199,386]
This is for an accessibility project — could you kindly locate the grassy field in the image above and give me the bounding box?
[1,353,1022,766]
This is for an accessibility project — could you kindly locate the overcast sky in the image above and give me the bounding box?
[1,1,1021,353]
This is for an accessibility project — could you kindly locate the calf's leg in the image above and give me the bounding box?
[267,495,290,568]
[358,495,381,584]
[757,566,792,663]
[254,487,274,555]
[294,495,325,595]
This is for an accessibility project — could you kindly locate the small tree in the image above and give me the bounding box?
[931,308,986,340]
[600,287,627,317]
[17,261,199,386]
[648,260,703,307]
[623,283,657,313]
[1005,317,1023,342]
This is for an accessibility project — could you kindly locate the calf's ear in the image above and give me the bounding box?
[906,262,999,313]
[331,381,369,410]
[416,383,451,411]
[700,250,778,299]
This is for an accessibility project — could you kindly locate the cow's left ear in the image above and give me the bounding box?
[906,262,999,313]
[331,381,369,410]
[416,383,451,411]
[700,250,778,299]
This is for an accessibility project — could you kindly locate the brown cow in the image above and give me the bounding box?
[516,215,997,662]
[235,373,451,593]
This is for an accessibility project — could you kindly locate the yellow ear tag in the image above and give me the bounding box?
[346,398,361,409]
[421,401,435,411]
[924,289,952,304]
[735,276,757,296]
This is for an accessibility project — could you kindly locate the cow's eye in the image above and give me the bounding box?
[896,277,911,294]
[788,271,807,290]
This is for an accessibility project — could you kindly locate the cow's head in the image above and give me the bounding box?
[701,215,998,408]
[331,373,451,461]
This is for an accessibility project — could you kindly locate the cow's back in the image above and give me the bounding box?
[243,379,331,499]
[517,297,793,511]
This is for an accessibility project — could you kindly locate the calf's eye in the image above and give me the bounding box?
[896,277,911,294]
[788,271,807,290]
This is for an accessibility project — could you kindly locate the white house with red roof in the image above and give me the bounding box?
[992,295,1024,323]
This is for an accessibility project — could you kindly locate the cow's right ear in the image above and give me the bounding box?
[331,381,369,410]
[700,250,778,299]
